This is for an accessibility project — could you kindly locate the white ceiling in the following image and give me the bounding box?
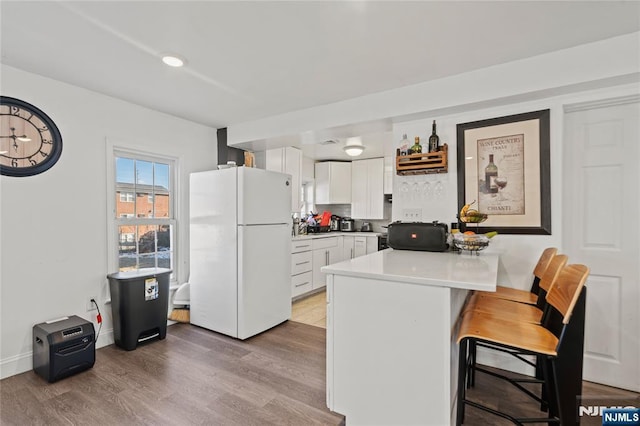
[2,1,639,159]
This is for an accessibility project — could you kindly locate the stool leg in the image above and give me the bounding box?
[456,339,469,426]
[542,357,560,422]
[469,340,476,388]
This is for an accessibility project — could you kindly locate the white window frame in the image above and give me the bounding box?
[106,142,179,285]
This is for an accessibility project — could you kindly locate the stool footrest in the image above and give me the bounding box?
[474,365,546,405]
[463,398,560,425]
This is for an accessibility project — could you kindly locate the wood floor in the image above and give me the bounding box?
[291,291,326,329]
[1,318,638,425]
[0,321,344,426]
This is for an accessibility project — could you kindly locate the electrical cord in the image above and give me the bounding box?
[91,298,102,343]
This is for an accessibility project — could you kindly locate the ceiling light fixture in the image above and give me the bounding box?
[343,137,365,157]
[162,54,185,67]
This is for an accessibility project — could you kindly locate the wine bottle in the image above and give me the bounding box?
[399,133,410,155]
[485,154,498,194]
[428,120,440,152]
[410,136,422,154]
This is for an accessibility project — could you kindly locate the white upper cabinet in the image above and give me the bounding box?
[383,156,393,195]
[351,157,384,219]
[265,146,302,213]
[315,161,352,204]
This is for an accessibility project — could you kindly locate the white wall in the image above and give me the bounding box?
[391,83,640,292]
[0,65,218,379]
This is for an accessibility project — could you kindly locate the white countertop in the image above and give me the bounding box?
[292,231,382,241]
[321,248,498,291]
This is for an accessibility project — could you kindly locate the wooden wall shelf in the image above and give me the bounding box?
[396,143,448,175]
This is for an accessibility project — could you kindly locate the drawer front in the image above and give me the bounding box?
[291,240,313,254]
[291,251,313,275]
[292,271,313,297]
[312,236,338,251]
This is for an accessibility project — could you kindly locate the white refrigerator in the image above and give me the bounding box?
[189,167,292,339]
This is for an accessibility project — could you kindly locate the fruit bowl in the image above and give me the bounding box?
[453,233,490,254]
[459,213,488,224]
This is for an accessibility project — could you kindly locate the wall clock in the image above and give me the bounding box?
[0,96,63,177]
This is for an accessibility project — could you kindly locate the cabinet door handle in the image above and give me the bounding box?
[351,248,354,259]
[295,281,310,288]
[295,261,310,266]
[326,250,329,265]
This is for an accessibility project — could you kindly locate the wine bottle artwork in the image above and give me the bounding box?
[495,176,508,201]
[485,154,498,195]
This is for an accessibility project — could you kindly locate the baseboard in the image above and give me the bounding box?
[0,351,33,380]
[0,328,114,380]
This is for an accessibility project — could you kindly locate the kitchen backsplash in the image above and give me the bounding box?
[315,202,391,233]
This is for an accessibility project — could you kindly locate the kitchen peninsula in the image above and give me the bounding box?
[322,249,499,426]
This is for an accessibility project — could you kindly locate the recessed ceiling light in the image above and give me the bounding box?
[162,55,185,67]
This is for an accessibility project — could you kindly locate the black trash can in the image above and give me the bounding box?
[107,268,172,351]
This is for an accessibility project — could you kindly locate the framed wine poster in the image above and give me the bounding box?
[456,109,551,235]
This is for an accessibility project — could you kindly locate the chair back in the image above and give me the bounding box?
[533,247,558,278]
[530,247,558,295]
[535,254,568,310]
[546,264,590,324]
[538,254,568,293]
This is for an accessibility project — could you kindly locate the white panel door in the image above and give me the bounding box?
[563,97,639,391]
[237,223,291,339]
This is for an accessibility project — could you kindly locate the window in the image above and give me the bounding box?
[301,182,315,216]
[113,153,175,275]
[119,192,134,202]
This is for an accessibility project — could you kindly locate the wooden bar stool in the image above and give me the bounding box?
[463,254,567,392]
[473,247,557,306]
[456,264,589,425]
[466,254,568,324]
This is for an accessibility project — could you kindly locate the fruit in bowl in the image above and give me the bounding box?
[453,233,490,253]
[459,200,488,223]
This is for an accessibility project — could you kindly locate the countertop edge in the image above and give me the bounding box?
[321,265,496,292]
[292,232,382,241]
[321,250,499,292]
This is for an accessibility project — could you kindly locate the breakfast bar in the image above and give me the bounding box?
[322,249,499,426]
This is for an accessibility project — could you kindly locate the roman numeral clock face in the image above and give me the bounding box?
[0,96,63,177]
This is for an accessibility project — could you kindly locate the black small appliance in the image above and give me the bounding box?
[33,315,95,382]
[387,221,449,252]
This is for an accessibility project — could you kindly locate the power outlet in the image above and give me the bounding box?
[86,297,97,312]
[402,208,423,222]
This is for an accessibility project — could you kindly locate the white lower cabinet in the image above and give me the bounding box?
[366,235,378,254]
[343,236,355,260]
[292,234,380,299]
[312,237,341,290]
[354,236,367,258]
[292,271,313,297]
[291,240,313,298]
